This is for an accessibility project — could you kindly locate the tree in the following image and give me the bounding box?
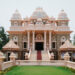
[73,34,75,45]
[0,27,9,50]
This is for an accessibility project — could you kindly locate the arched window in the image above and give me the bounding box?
[23,36,27,49]
[52,36,56,49]
[52,42,56,49]
[23,42,27,48]
[13,36,18,44]
[61,36,66,45]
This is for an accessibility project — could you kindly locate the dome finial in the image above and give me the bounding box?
[61,9,64,11]
[15,9,19,13]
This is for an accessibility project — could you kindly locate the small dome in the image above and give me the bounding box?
[11,10,22,20]
[50,16,55,21]
[58,10,69,20]
[30,7,49,19]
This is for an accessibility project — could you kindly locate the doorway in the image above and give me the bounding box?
[35,42,44,50]
[69,52,73,61]
[7,53,10,61]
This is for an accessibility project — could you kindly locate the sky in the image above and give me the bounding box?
[0,0,75,40]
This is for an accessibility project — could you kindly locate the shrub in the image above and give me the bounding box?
[0,66,17,75]
[62,66,75,73]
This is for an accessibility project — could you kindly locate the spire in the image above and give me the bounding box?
[59,40,75,51]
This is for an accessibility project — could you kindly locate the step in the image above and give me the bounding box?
[42,51,50,60]
[30,51,37,60]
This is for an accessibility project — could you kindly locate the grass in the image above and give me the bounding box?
[5,66,75,75]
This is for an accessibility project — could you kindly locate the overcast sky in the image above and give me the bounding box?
[0,0,75,40]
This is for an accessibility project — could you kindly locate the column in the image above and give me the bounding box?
[10,52,16,65]
[44,31,46,51]
[27,31,30,50]
[49,31,51,50]
[32,31,35,50]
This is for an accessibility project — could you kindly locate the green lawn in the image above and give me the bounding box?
[6,66,75,75]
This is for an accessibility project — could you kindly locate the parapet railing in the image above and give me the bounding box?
[0,60,75,71]
[2,61,13,70]
[16,60,65,66]
[66,61,75,69]
[10,25,70,31]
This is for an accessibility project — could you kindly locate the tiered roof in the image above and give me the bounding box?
[59,40,75,51]
[3,40,19,51]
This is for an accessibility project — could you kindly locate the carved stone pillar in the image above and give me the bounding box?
[27,31,30,50]
[49,31,51,50]
[10,52,16,66]
[32,31,35,50]
[44,31,46,51]
[64,52,70,61]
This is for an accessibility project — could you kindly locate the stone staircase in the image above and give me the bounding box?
[42,51,50,60]
[30,51,37,60]
[30,50,50,60]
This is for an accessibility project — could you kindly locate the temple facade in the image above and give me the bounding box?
[3,8,73,60]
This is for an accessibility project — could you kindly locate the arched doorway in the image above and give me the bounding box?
[35,34,44,51]
[35,42,44,50]
[7,52,11,61]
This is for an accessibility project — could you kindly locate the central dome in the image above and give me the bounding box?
[30,7,49,19]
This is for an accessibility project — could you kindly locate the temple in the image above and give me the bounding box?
[2,7,75,61]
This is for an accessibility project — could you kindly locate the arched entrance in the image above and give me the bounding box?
[7,52,11,61]
[35,42,44,50]
[35,34,44,51]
